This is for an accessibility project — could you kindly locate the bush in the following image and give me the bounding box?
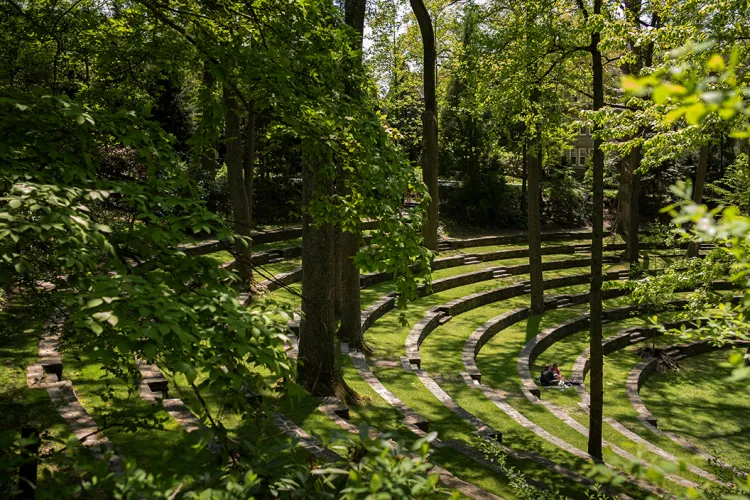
[542,170,591,226]
[441,173,526,228]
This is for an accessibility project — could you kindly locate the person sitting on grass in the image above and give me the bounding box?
[540,365,558,386]
[552,362,563,382]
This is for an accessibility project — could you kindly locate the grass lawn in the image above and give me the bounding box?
[0,304,98,494]
[640,349,750,472]
[62,352,217,482]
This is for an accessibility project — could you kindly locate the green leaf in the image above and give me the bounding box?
[87,298,103,308]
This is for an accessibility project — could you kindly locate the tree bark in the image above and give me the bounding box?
[334,228,342,320]
[223,86,253,283]
[337,0,367,348]
[588,0,604,461]
[626,148,640,264]
[200,67,218,174]
[521,143,528,199]
[409,0,439,251]
[298,141,337,396]
[615,158,633,237]
[687,145,709,258]
[244,102,256,227]
[527,122,543,315]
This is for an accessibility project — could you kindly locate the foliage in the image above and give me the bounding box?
[707,153,750,214]
[639,221,681,249]
[442,174,525,228]
[542,170,592,227]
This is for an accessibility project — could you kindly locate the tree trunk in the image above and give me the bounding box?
[298,141,337,396]
[340,230,362,348]
[521,143,528,199]
[626,148,640,264]
[334,228,342,320]
[409,0,439,251]
[616,158,633,237]
[200,67,218,174]
[223,86,253,283]
[244,102,256,227]
[687,145,709,258]
[337,0,367,348]
[588,0,604,461]
[527,123,543,315]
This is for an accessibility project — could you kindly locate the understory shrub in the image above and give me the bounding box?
[542,170,592,226]
[441,173,526,228]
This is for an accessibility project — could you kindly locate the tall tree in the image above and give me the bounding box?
[409,0,439,251]
[586,0,605,461]
[617,3,658,265]
[298,142,338,396]
[527,123,544,314]
[223,86,254,283]
[338,0,367,349]
[687,144,710,258]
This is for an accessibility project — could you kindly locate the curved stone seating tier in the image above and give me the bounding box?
[134,359,223,451]
[26,320,124,473]
[359,257,609,340]
[406,269,632,368]
[462,286,633,384]
[273,412,343,463]
[572,320,696,403]
[518,299,691,401]
[393,288,674,496]
[361,238,657,289]
[437,229,594,251]
[344,274,646,496]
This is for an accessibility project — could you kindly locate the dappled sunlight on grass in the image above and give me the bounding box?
[641,350,750,471]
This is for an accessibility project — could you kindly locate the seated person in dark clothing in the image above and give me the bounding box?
[540,366,557,386]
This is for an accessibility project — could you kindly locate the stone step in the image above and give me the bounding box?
[438,315,452,325]
[404,414,429,433]
[267,257,285,264]
[321,397,350,421]
[40,358,63,381]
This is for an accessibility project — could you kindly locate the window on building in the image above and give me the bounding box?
[578,148,587,166]
[570,149,577,165]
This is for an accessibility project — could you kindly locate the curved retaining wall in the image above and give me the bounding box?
[437,229,594,250]
[27,320,124,473]
[518,299,691,399]
[406,269,631,368]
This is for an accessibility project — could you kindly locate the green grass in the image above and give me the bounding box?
[62,352,216,480]
[536,313,723,482]
[640,349,750,472]
[0,304,97,494]
[19,233,713,497]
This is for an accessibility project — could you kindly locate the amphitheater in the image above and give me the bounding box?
[26,227,750,499]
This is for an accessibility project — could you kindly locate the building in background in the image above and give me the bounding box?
[564,126,593,175]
